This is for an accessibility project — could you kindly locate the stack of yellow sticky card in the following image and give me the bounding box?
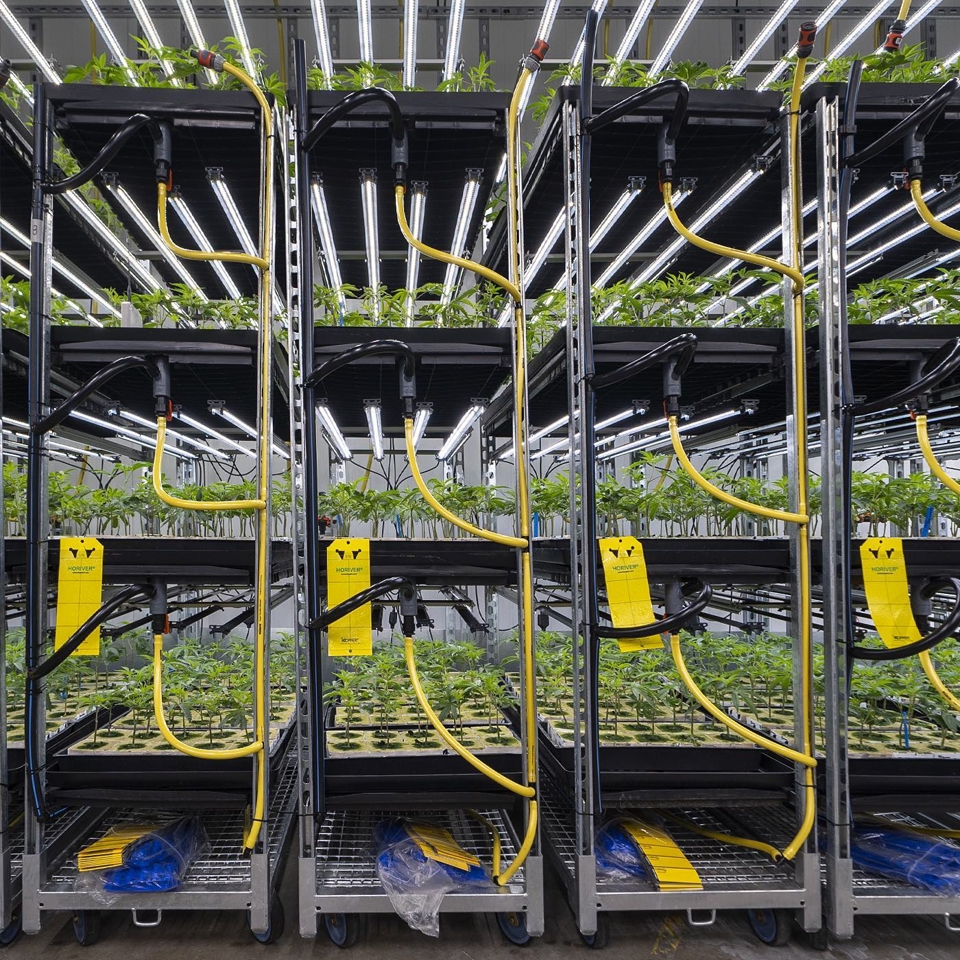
[406,822,481,872]
[77,825,156,873]
[620,819,703,891]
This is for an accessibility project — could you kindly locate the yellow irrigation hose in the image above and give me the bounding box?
[661,812,783,862]
[662,48,818,863]
[153,417,266,510]
[154,57,273,851]
[403,421,526,548]
[467,809,503,878]
[662,182,805,293]
[917,414,960,497]
[153,634,263,758]
[404,638,534,798]
[668,417,807,525]
[396,64,539,887]
[157,181,268,270]
[919,650,960,712]
[911,180,960,243]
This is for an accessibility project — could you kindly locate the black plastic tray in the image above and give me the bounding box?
[844,756,960,812]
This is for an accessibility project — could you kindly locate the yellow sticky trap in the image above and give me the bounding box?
[860,537,922,648]
[599,536,659,651]
[326,538,372,656]
[406,822,481,873]
[620,819,703,891]
[55,537,104,656]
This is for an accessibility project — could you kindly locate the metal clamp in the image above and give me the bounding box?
[944,913,960,933]
[686,909,716,927]
[131,909,162,928]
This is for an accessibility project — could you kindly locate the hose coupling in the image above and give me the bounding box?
[904,128,926,181]
[399,583,418,637]
[153,120,174,185]
[195,49,225,72]
[391,135,409,186]
[796,22,818,59]
[399,356,417,419]
[883,19,907,53]
[657,124,678,185]
[521,39,549,74]
[152,355,172,417]
[149,578,169,635]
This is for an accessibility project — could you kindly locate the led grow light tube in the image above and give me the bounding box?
[848,187,938,247]
[174,410,255,459]
[604,0,658,85]
[0,250,100,325]
[404,183,428,324]
[309,175,345,313]
[498,414,571,461]
[437,403,484,461]
[71,409,197,459]
[356,0,375,63]
[128,0,179,82]
[167,192,243,302]
[175,0,217,82]
[847,197,960,272]
[804,0,897,86]
[364,401,385,460]
[0,1,62,82]
[758,0,846,89]
[526,210,567,286]
[316,403,353,461]
[412,403,432,448]
[441,171,483,305]
[403,0,419,88]
[223,0,257,76]
[104,178,207,299]
[110,406,230,460]
[869,0,942,55]
[207,169,258,260]
[730,0,800,76]
[1,426,116,461]
[442,0,466,80]
[360,169,381,318]
[649,0,704,76]
[81,0,137,83]
[310,0,336,86]
[590,180,644,250]
[598,408,743,461]
[211,406,291,460]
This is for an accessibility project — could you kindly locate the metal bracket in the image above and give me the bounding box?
[687,909,716,927]
[131,909,162,928]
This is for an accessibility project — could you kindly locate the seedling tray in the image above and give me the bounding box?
[47,717,295,803]
[843,756,960,812]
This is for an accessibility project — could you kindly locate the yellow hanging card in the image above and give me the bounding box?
[55,537,104,656]
[860,537,922,649]
[599,536,659,651]
[326,538,372,656]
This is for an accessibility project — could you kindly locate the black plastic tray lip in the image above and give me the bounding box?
[802,81,960,118]
[44,82,262,128]
[306,89,510,126]
[4,536,294,586]
[51,327,259,365]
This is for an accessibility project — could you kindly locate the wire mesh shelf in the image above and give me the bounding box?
[315,807,525,894]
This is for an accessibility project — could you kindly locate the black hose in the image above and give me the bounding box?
[29,584,154,681]
[597,581,713,639]
[303,339,417,390]
[586,78,690,141]
[45,114,165,195]
[851,578,960,660]
[34,356,160,435]
[308,576,412,629]
[590,333,697,391]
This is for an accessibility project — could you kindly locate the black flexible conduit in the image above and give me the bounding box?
[586,78,690,140]
[596,581,713,639]
[590,333,697,391]
[33,356,160,435]
[303,340,417,390]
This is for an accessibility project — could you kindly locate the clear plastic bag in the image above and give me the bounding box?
[851,824,960,896]
[595,818,650,882]
[373,819,493,937]
[76,817,209,903]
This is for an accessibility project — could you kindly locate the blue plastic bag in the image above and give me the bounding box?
[102,817,208,893]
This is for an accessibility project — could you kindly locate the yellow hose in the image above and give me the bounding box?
[396,65,539,886]
[916,414,960,496]
[661,812,783,861]
[153,58,273,850]
[153,417,265,510]
[919,650,960,712]
[153,634,263,758]
[467,809,503,878]
[910,180,960,243]
[403,420,526,548]
[668,417,807,525]
[662,181,805,293]
[404,637,533,798]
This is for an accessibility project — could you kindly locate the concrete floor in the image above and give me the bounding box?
[9,863,960,959]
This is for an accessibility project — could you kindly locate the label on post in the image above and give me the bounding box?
[860,537,922,648]
[326,538,372,656]
[55,537,105,656]
[599,536,659,652]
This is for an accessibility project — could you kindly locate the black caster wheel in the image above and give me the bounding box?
[72,910,102,947]
[324,912,363,948]
[249,900,285,944]
[579,913,610,949]
[0,914,21,948]
[747,908,793,946]
[496,911,532,946]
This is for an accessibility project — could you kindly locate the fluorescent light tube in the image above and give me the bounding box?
[223,0,257,76]
[81,0,137,83]
[526,210,567,286]
[403,0,419,88]
[168,191,243,302]
[404,182,428,325]
[590,180,644,249]
[804,0,896,87]
[0,1,61,82]
[360,169,381,319]
[310,0,336,85]
[71,409,197,459]
[211,406,290,459]
[730,0,800,76]
[310,175,345,313]
[175,410,255,458]
[316,403,353,461]
[442,0,466,80]
[128,0,180,82]
[441,171,483,306]
[437,403,484,461]
[649,0,704,76]
[604,0,658,85]
[412,404,432,448]
[758,0,847,90]
[207,168,258,260]
[364,401,384,460]
[357,0,374,63]
[111,407,230,460]
[597,408,743,461]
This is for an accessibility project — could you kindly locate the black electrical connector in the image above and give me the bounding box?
[416,604,434,629]
[537,607,551,631]
[399,585,419,638]
[372,603,384,632]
